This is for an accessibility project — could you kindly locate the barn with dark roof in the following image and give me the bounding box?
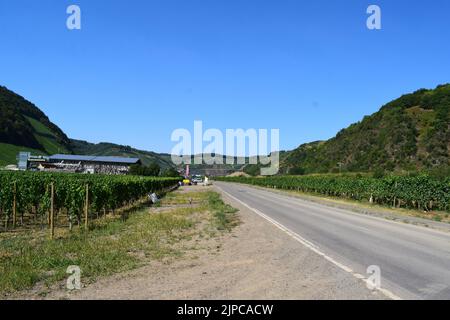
[47,154,141,174]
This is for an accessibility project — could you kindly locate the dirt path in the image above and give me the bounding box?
[33,185,384,300]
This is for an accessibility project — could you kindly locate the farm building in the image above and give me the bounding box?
[17,152,141,174]
[48,154,141,174]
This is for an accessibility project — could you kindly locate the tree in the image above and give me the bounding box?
[289,167,305,176]
[161,167,180,177]
[372,168,385,179]
[147,162,161,176]
[243,164,260,176]
[129,163,160,177]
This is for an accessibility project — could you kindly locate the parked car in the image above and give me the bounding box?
[191,175,203,185]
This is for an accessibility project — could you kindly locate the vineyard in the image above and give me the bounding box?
[216,175,450,213]
[0,171,181,234]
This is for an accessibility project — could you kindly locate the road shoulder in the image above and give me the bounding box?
[231,182,450,234]
[33,185,385,299]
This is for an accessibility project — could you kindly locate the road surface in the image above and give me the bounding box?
[215,182,450,300]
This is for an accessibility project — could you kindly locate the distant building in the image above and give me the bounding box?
[48,154,141,174]
[17,152,141,175]
[17,152,30,171]
[17,152,48,171]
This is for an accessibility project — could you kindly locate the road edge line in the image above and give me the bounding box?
[217,185,402,301]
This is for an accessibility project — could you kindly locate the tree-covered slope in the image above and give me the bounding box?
[3,84,449,174]
[0,86,71,165]
[0,86,174,168]
[282,84,450,174]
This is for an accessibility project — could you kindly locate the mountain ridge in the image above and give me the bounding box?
[0,86,174,167]
[0,86,71,152]
[69,139,175,169]
[1,84,449,174]
[281,84,450,174]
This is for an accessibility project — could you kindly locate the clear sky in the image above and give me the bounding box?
[1,0,449,153]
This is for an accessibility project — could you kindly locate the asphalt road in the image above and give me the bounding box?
[215,182,450,300]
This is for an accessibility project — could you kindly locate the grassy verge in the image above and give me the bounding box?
[207,192,239,231]
[0,189,238,297]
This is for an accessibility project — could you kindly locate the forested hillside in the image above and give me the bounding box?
[282,84,450,174]
[0,86,71,165]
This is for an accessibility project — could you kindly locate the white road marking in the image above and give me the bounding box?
[218,185,402,300]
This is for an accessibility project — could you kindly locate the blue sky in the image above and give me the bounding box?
[1,0,449,153]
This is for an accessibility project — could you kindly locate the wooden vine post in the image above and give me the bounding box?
[84,184,89,231]
[50,182,55,239]
[12,181,17,229]
[393,181,398,208]
[46,184,50,226]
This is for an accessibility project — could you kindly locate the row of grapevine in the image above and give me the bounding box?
[0,171,181,232]
[216,175,450,212]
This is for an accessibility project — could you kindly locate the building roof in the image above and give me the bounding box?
[49,154,141,165]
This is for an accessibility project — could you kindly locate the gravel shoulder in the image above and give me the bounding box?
[26,185,384,300]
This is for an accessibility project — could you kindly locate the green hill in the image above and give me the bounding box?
[0,86,175,169]
[69,142,249,173]
[2,84,449,174]
[282,84,450,174]
[0,86,71,166]
[69,139,175,170]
